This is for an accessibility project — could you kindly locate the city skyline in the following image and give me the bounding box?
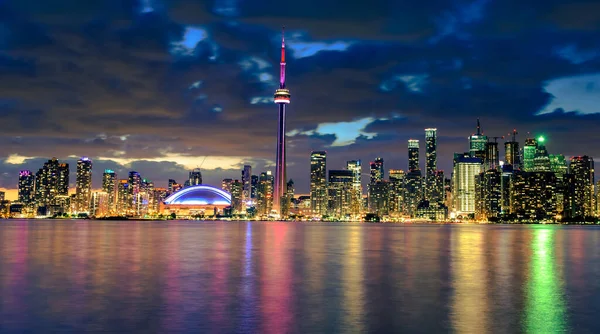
[1,1,599,199]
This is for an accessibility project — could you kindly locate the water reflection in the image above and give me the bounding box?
[525,228,568,332]
[0,222,599,332]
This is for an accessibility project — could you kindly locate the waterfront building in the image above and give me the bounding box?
[415,200,448,221]
[242,165,252,203]
[510,171,557,221]
[533,136,551,172]
[389,169,406,216]
[567,156,595,218]
[504,130,520,169]
[475,169,502,221]
[368,181,390,216]
[257,171,274,216]
[452,154,483,216]
[102,169,117,214]
[90,192,110,217]
[117,179,129,215]
[404,170,423,217]
[230,180,244,214]
[310,151,327,216]
[327,170,353,219]
[425,128,437,201]
[161,185,232,217]
[75,157,92,213]
[18,170,35,206]
[346,160,362,216]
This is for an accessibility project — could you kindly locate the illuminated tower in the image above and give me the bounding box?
[18,170,35,205]
[75,157,93,212]
[408,139,420,172]
[369,158,384,184]
[425,128,437,199]
[523,138,537,172]
[102,169,117,214]
[469,119,487,160]
[273,27,291,214]
[310,151,327,216]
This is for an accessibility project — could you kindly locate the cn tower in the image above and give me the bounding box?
[273,27,290,215]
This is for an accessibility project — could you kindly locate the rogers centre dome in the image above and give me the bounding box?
[161,185,232,216]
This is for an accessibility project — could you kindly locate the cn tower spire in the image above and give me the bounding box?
[280,26,286,89]
[273,25,291,217]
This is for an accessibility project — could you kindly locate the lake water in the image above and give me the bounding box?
[1,221,599,333]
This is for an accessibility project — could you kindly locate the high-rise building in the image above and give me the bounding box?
[168,179,179,194]
[90,192,109,217]
[408,140,420,172]
[475,169,502,221]
[257,171,274,215]
[75,157,92,212]
[452,154,482,216]
[389,169,406,216]
[102,169,117,214]
[404,170,423,217]
[310,151,327,216]
[18,170,35,205]
[425,128,437,200]
[370,158,384,184]
[57,163,69,197]
[368,181,390,216]
[346,160,362,215]
[281,179,294,217]
[484,141,499,171]
[510,171,557,220]
[273,28,291,215]
[188,168,202,186]
[128,171,142,215]
[117,179,129,215]
[504,129,520,169]
[230,180,244,214]
[328,170,353,219]
[251,175,259,199]
[567,156,595,218]
[550,154,568,214]
[523,138,537,172]
[222,178,234,193]
[242,165,252,203]
[469,119,488,160]
[533,136,551,172]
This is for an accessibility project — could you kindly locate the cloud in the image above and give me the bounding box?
[539,73,600,115]
[289,117,379,147]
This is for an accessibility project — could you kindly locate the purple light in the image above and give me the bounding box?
[19,170,31,177]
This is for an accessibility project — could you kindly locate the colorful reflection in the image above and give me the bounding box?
[450,228,489,333]
[525,228,567,332]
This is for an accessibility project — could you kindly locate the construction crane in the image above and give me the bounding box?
[491,136,504,143]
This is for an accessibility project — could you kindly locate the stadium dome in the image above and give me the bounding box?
[163,185,231,206]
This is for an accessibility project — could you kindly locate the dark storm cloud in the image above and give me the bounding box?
[0,0,599,194]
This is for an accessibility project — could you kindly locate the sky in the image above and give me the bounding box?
[0,0,599,199]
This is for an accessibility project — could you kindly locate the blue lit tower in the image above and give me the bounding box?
[273,27,291,214]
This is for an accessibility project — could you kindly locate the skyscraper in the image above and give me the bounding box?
[128,171,142,215]
[533,136,551,172]
[485,141,499,170]
[523,138,537,172]
[231,180,244,214]
[102,169,117,214]
[310,151,327,216]
[369,158,384,184]
[408,140,420,172]
[222,178,234,193]
[327,170,353,218]
[257,171,274,215]
[469,119,487,160]
[75,157,92,212]
[452,154,482,215]
[504,129,520,169]
[346,160,362,216]
[389,169,406,215]
[273,27,291,214]
[568,156,595,218]
[188,168,202,186]
[242,165,252,203]
[117,179,129,215]
[57,163,69,197]
[425,128,437,200]
[18,170,35,205]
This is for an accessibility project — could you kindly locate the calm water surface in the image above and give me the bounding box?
[1,221,600,333]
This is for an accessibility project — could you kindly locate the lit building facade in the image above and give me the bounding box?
[273,28,290,215]
[523,138,537,172]
[222,178,233,193]
[370,158,384,184]
[475,169,502,221]
[469,119,487,160]
[504,138,520,169]
[230,179,244,214]
[389,169,406,216]
[75,157,92,213]
[567,156,595,218]
[510,171,557,221]
[310,151,327,216]
[102,169,117,214]
[327,170,353,219]
[18,170,35,206]
[188,169,202,186]
[346,160,362,216]
[90,192,110,217]
[368,181,390,216]
[533,136,551,172]
[242,165,252,203]
[257,171,274,216]
[408,140,420,172]
[453,154,482,216]
[425,128,437,200]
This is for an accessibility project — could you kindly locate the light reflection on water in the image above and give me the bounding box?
[1,221,599,333]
